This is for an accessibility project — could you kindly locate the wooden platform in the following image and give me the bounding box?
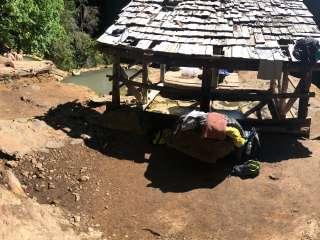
[163,70,271,92]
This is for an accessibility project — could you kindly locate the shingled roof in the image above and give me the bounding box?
[98,0,320,62]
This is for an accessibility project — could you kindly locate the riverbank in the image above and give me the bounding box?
[0,54,111,82]
[70,64,111,75]
[0,74,96,119]
[0,56,54,80]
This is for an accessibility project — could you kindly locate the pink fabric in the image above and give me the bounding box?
[202,113,227,140]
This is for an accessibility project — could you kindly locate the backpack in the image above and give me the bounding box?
[293,37,320,65]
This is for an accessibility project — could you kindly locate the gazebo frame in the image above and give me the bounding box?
[100,43,318,137]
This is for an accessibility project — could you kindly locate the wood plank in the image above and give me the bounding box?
[122,80,315,102]
[136,39,153,49]
[143,83,163,110]
[129,69,143,81]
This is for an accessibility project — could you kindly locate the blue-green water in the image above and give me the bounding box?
[63,68,137,96]
[63,69,113,96]
[24,56,40,61]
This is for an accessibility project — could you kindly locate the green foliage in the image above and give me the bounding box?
[50,0,106,70]
[49,35,76,70]
[0,0,108,70]
[0,0,66,55]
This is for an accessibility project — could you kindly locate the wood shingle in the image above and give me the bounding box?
[98,0,320,61]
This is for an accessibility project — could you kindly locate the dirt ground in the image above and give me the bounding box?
[0,74,320,240]
[0,74,94,119]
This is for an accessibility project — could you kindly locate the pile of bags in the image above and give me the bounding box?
[154,110,261,178]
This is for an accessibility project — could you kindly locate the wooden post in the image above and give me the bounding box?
[112,56,121,107]
[211,68,219,89]
[279,68,289,118]
[268,100,280,120]
[142,62,149,104]
[160,64,166,83]
[298,71,312,119]
[200,67,218,112]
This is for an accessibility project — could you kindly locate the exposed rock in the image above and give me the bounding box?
[34,184,42,192]
[36,172,45,179]
[73,215,81,223]
[78,176,90,182]
[48,182,56,190]
[35,162,45,172]
[72,193,81,202]
[269,174,280,181]
[70,139,84,145]
[29,85,41,91]
[5,161,18,168]
[80,134,91,140]
[50,199,61,206]
[0,186,101,240]
[21,171,29,178]
[2,170,26,197]
[46,140,65,149]
[20,95,33,103]
[0,119,67,157]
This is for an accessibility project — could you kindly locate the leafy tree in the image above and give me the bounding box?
[0,0,66,55]
[76,0,99,35]
[0,0,108,70]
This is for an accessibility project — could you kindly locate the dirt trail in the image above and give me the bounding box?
[0,76,320,240]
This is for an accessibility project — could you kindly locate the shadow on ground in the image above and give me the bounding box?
[259,134,312,162]
[41,102,313,193]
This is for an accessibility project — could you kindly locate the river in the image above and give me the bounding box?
[63,68,137,96]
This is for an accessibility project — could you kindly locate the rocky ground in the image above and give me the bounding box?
[0,73,320,240]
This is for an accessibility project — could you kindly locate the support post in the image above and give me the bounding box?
[142,62,149,105]
[268,100,280,120]
[112,56,121,107]
[298,71,312,119]
[282,71,311,116]
[160,64,166,83]
[279,68,289,118]
[200,67,218,112]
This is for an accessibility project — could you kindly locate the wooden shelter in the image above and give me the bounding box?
[98,0,320,136]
